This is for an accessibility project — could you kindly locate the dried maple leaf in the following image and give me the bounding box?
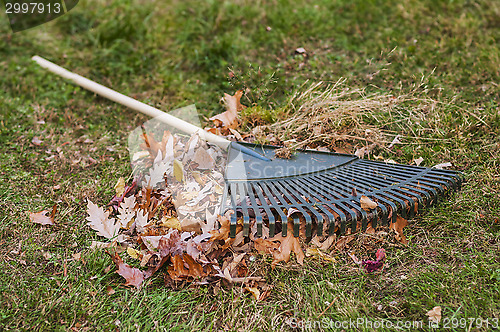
[108,252,145,289]
[86,200,120,239]
[209,90,245,129]
[390,216,409,245]
[29,204,56,225]
[360,195,378,211]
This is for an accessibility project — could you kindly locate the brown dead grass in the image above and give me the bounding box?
[254,79,441,153]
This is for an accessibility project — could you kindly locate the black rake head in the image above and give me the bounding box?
[222,143,463,238]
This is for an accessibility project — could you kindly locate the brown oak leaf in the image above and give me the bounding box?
[390,216,409,245]
[256,223,305,268]
[167,253,206,281]
[209,90,245,129]
[86,200,120,239]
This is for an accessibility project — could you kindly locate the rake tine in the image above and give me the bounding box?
[293,177,341,235]
[372,194,389,226]
[251,183,275,238]
[350,163,433,208]
[236,183,251,237]
[331,168,410,219]
[356,162,444,204]
[337,167,416,219]
[230,214,238,238]
[299,178,337,236]
[245,183,263,238]
[304,175,360,233]
[287,177,329,237]
[322,168,394,226]
[335,208,346,235]
[229,183,240,238]
[428,169,461,189]
[402,183,432,208]
[324,169,398,225]
[263,181,298,237]
[272,180,312,237]
[259,182,288,237]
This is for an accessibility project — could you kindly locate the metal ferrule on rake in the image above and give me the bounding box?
[223,143,463,238]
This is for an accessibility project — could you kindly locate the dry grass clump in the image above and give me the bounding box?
[254,78,439,153]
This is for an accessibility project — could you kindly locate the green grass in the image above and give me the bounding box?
[1,0,499,330]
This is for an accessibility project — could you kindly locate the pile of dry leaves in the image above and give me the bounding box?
[30,89,411,298]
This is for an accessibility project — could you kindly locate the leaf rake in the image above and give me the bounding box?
[32,56,463,239]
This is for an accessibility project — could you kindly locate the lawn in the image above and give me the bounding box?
[0,0,499,331]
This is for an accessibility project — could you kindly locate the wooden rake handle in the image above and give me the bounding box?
[31,55,231,150]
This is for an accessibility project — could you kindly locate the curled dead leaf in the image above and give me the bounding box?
[29,205,57,226]
[426,306,442,324]
[108,252,145,289]
[245,287,261,301]
[106,285,115,295]
[256,223,304,268]
[209,90,245,129]
[390,216,409,245]
[114,177,126,197]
